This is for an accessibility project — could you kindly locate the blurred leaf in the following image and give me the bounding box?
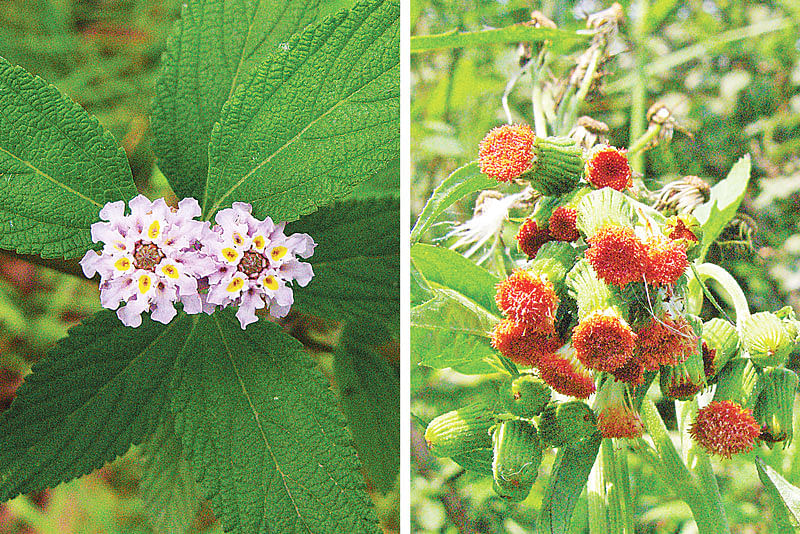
[411,25,587,54]
[755,456,800,531]
[538,434,602,534]
[410,161,495,243]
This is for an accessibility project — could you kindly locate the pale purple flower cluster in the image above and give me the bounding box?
[80,196,315,329]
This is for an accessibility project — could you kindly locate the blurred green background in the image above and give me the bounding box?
[411,0,800,532]
[0,1,398,533]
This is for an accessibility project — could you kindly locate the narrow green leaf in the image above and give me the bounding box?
[755,456,800,530]
[0,58,136,259]
[411,243,499,313]
[334,323,399,493]
[288,197,399,337]
[171,311,381,534]
[151,0,320,200]
[410,161,495,243]
[412,288,502,374]
[693,155,751,260]
[0,311,192,501]
[202,0,400,221]
[410,25,588,54]
[139,419,203,534]
[538,435,602,534]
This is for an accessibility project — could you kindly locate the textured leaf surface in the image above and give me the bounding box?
[348,157,399,200]
[151,0,320,199]
[139,419,203,534]
[538,435,602,534]
[202,0,400,221]
[0,58,135,259]
[0,311,190,501]
[288,197,399,336]
[755,456,800,530]
[171,310,380,534]
[334,323,399,493]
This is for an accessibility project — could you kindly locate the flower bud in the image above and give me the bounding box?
[702,318,739,380]
[575,187,635,238]
[507,374,551,417]
[451,447,494,475]
[753,367,798,448]
[664,214,703,261]
[741,312,795,368]
[425,404,496,458]
[528,136,584,196]
[491,419,543,501]
[713,357,761,408]
[516,217,551,258]
[538,401,598,447]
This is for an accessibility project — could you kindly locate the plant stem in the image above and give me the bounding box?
[587,449,608,534]
[694,263,751,326]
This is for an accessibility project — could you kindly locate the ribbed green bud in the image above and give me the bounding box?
[702,318,739,379]
[741,312,795,368]
[713,357,762,409]
[530,242,579,294]
[566,259,628,320]
[425,404,496,458]
[660,347,706,400]
[575,187,635,236]
[753,367,799,448]
[506,374,551,418]
[538,401,598,447]
[451,448,494,475]
[491,419,543,502]
[526,136,584,196]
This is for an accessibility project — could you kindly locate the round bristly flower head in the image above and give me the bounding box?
[490,320,560,366]
[495,269,559,331]
[689,400,761,458]
[516,218,551,258]
[548,206,580,242]
[634,315,697,371]
[644,236,688,286]
[585,225,647,287]
[585,146,632,191]
[80,196,213,327]
[595,378,644,439]
[537,343,596,399]
[202,203,315,329]
[572,309,636,372]
[478,124,535,182]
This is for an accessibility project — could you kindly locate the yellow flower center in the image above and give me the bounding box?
[226,277,244,292]
[270,246,288,261]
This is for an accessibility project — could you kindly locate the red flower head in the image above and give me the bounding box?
[495,269,559,331]
[595,379,644,439]
[490,319,561,366]
[537,345,596,399]
[585,225,647,287]
[644,236,688,286]
[585,146,632,191]
[634,316,697,371]
[479,124,535,182]
[548,206,580,242]
[610,356,646,387]
[516,218,551,258]
[702,340,717,379]
[690,400,761,458]
[571,309,636,372]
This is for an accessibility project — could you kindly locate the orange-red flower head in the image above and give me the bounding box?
[690,400,761,458]
[585,225,647,287]
[537,346,596,399]
[495,270,559,331]
[479,124,535,182]
[516,218,551,258]
[572,309,636,372]
[585,146,632,191]
[490,319,560,366]
[634,316,697,371]
[645,236,688,286]
[548,206,580,242]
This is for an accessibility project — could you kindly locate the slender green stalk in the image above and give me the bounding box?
[694,263,751,326]
[587,450,608,534]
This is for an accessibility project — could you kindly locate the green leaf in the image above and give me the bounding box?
[0,58,136,259]
[334,323,399,493]
[170,310,381,534]
[288,196,399,337]
[410,25,587,54]
[139,419,203,534]
[755,456,800,531]
[201,0,400,221]
[349,157,399,200]
[538,435,602,534]
[410,161,495,243]
[411,243,499,313]
[693,155,751,260]
[0,310,191,501]
[412,288,502,374]
[151,0,320,200]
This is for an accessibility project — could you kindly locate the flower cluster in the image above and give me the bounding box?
[80,196,315,329]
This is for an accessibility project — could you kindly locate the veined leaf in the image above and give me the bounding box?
[349,157,399,200]
[288,196,399,337]
[334,323,399,493]
[0,311,191,501]
[170,310,381,534]
[0,58,135,259]
[151,0,320,200]
[410,25,587,54]
[755,456,800,530]
[410,161,495,243]
[202,0,400,221]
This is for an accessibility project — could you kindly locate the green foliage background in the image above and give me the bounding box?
[411,0,800,532]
